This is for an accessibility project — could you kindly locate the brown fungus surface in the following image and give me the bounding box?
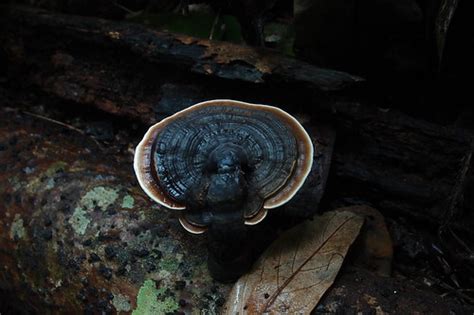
[134,100,313,233]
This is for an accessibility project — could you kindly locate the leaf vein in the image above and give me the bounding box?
[262,216,355,313]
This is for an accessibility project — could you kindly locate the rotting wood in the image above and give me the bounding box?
[0,106,472,314]
[1,6,472,227]
[0,108,231,314]
[1,6,363,93]
[0,99,334,313]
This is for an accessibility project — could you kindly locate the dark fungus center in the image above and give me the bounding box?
[204,144,253,281]
[205,144,249,224]
[207,143,249,174]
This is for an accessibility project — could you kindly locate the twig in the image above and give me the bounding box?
[441,142,473,226]
[111,1,134,14]
[435,0,459,70]
[449,227,474,255]
[438,279,474,304]
[21,110,104,149]
[209,9,221,40]
[457,289,474,293]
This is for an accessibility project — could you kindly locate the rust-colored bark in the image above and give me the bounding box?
[0,110,230,313]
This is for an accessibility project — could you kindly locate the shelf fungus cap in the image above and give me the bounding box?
[134,99,313,234]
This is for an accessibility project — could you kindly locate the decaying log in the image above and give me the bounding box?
[1,6,472,227]
[0,108,472,314]
[0,109,232,313]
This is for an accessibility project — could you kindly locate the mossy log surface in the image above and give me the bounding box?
[1,109,472,314]
[0,110,230,314]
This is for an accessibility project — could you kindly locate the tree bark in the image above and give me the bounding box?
[0,108,231,313]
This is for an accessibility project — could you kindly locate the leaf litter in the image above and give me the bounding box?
[223,210,364,315]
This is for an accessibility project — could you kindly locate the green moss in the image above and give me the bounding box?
[44,161,67,177]
[122,195,135,209]
[159,257,179,273]
[69,207,90,236]
[9,214,26,240]
[132,279,179,315]
[157,296,180,314]
[81,186,119,211]
[264,22,296,56]
[112,293,132,313]
[128,12,243,43]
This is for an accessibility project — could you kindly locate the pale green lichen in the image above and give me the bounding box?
[69,186,119,235]
[81,186,119,211]
[132,279,179,315]
[112,293,132,313]
[69,207,90,236]
[8,176,22,191]
[45,178,55,190]
[26,161,67,194]
[10,214,26,240]
[122,195,135,209]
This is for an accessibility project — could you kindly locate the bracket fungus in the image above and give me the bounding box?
[134,99,313,280]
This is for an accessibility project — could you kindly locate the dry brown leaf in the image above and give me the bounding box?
[223,210,364,315]
[338,206,393,277]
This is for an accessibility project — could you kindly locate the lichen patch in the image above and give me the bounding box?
[69,186,120,235]
[81,186,119,211]
[121,195,135,209]
[132,279,179,315]
[112,293,132,313]
[69,207,90,236]
[9,214,26,240]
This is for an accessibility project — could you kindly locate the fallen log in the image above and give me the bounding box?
[0,108,231,313]
[0,106,472,313]
[1,6,472,227]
